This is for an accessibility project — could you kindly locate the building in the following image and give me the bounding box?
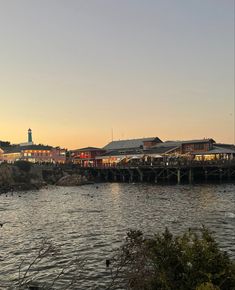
[95,137,162,166]
[51,147,67,163]
[70,147,105,167]
[1,145,67,164]
[192,144,235,161]
[103,137,162,154]
[96,149,145,167]
[148,139,215,156]
[20,145,53,163]
[1,147,22,163]
[0,129,67,164]
[95,138,220,167]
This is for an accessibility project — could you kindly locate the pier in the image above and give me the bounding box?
[74,160,235,184]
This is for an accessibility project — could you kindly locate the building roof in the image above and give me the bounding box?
[150,139,215,150]
[181,138,215,144]
[151,141,182,149]
[144,145,180,154]
[21,145,53,150]
[214,143,235,150]
[103,137,162,151]
[192,146,235,155]
[2,147,22,153]
[71,147,103,152]
[98,148,143,157]
[3,144,53,153]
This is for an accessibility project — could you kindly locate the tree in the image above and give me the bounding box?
[12,239,84,290]
[15,161,32,173]
[107,227,235,290]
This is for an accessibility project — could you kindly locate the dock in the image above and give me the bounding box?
[76,160,235,184]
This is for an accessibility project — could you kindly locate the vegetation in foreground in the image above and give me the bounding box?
[108,227,235,290]
[6,227,235,290]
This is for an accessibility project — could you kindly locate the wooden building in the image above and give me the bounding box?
[192,146,235,161]
[149,139,215,156]
[103,137,163,154]
[95,138,219,167]
[70,147,105,167]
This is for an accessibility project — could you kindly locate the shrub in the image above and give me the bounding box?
[15,160,32,173]
[196,282,220,290]
[109,227,235,290]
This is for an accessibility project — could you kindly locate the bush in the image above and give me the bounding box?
[196,282,220,290]
[15,160,32,173]
[109,227,235,290]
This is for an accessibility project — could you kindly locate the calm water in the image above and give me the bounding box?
[0,183,235,289]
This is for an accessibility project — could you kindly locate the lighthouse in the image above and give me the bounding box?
[28,128,33,143]
[19,128,34,147]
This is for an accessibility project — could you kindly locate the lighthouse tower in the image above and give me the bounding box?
[28,128,33,143]
[20,128,34,146]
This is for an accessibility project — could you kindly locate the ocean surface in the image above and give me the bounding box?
[0,183,235,289]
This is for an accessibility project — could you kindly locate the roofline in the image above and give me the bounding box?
[71,147,104,152]
[164,146,181,154]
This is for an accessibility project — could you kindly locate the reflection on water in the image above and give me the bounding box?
[0,183,235,289]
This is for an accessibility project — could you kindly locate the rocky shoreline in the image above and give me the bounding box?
[0,162,93,194]
[56,174,93,186]
[0,182,45,194]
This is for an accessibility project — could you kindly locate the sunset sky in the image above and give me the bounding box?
[0,0,234,149]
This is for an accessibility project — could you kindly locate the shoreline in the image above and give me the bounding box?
[1,179,235,195]
[1,162,235,195]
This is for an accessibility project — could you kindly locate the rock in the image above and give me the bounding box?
[0,164,14,185]
[0,164,45,194]
[56,174,93,186]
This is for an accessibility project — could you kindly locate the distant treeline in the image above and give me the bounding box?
[0,140,20,149]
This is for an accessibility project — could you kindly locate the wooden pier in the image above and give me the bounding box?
[76,160,235,184]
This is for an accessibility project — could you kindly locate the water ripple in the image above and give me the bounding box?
[0,183,234,289]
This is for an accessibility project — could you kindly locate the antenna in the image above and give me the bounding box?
[111,128,113,141]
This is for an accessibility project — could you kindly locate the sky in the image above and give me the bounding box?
[0,0,234,149]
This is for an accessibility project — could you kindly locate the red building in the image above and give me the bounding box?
[70,147,105,167]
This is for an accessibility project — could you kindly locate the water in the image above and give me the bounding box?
[0,183,235,289]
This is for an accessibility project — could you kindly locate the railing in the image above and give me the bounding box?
[75,159,235,169]
[3,159,233,170]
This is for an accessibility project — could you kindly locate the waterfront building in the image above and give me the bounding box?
[1,147,22,163]
[148,139,215,156]
[95,137,162,167]
[1,145,66,164]
[0,129,67,164]
[51,147,67,163]
[156,139,235,161]
[70,147,105,167]
[192,144,235,161]
[103,137,163,154]
[20,145,53,163]
[95,138,230,167]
